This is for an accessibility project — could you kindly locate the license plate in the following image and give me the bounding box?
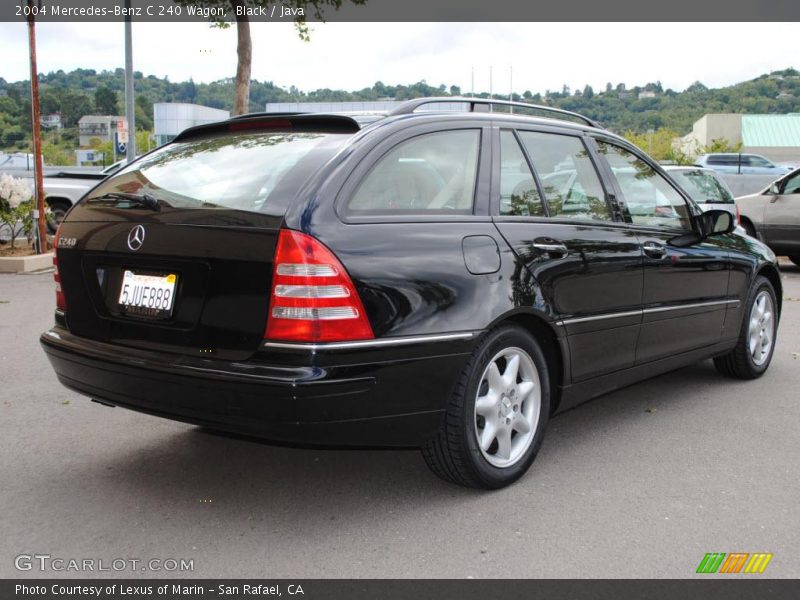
[118,270,178,318]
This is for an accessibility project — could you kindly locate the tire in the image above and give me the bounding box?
[789,255,800,267]
[422,325,550,489]
[714,275,778,379]
[46,200,71,234]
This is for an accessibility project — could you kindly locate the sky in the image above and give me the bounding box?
[0,22,797,95]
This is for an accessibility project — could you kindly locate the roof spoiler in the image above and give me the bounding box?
[173,113,363,142]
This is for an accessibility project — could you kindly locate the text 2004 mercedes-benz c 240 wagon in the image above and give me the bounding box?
[41,98,781,489]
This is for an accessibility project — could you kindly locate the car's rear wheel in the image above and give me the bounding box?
[714,275,778,379]
[422,325,550,489]
[789,255,800,267]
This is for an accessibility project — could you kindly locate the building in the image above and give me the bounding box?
[153,103,230,146]
[676,113,800,163]
[78,115,125,147]
[41,113,62,129]
[638,91,657,99]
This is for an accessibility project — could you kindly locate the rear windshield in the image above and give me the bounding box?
[86,131,350,213]
[670,170,734,204]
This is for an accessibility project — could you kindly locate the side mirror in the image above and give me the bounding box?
[702,209,735,237]
[768,182,781,195]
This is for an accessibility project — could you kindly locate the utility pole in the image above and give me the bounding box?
[470,66,474,98]
[509,65,513,114]
[124,0,136,161]
[26,0,46,252]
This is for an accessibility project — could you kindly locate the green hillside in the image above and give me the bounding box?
[1,67,798,157]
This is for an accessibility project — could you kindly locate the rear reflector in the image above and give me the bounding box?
[53,224,66,311]
[265,229,374,343]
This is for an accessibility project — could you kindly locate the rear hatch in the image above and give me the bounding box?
[56,119,356,360]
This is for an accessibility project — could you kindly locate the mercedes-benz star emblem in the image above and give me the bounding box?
[127,225,146,251]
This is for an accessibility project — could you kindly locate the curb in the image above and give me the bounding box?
[0,252,54,274]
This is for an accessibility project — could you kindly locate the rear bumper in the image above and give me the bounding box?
[40,327,475,447]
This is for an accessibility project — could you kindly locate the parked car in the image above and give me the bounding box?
[41,98,782,489]
[663,165,745,234]
[40,171,107,233]
[737,167,800,265]
[695,153,794,176]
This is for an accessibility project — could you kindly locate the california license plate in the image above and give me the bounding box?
[118,270,177,318]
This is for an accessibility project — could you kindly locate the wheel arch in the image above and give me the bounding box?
[45,196,73,208]
[757,264,783,317]
[739,215,758,237]
[485,309,567,415]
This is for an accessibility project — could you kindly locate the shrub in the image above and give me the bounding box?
[0,174,33,249]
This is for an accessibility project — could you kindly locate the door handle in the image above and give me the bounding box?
[533,239,569,256]
[642,241,666,258]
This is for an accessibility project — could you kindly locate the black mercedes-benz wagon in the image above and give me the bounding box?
[41,98,781,489]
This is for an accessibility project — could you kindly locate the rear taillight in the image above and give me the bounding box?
[265,229,373,343]
[53,225,66,311]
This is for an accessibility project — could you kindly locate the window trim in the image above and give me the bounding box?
[335,124,491,223]
[490,125,618,225]
[588,134,699,234]
[497,128,550,218]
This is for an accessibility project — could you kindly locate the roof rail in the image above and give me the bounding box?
[388,97,601,128]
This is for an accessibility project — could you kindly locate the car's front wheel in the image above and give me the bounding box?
[422,325,550,489]
[46,199,71,234]
[714,275,778,379]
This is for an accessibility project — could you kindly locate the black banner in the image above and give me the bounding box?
[4,580,800,600]
[3,0,799,22]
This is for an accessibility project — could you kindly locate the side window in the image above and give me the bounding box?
[499,130,544,217]
[746,155,771,168]
[597,141,692,230]
[783,171,800,194]
[347,130,480,214]
[517,131,611,221]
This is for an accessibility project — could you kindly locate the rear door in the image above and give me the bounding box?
[592,138,732,363]
[491,127,643,382]
[57,125,352,360]
[763,169,800,254]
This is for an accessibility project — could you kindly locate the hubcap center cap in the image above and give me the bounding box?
[500,396,513,417]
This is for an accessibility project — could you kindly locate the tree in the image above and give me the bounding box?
[94,86,119,115]
[175,0,367,115]
[59,90,94,128]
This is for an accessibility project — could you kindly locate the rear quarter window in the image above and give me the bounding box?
[345,129,481,216]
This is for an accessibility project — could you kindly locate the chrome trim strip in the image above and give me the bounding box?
[262,332,478,351]
[642,299,739,315]
[559,310,642,326]
[559,299,740,326]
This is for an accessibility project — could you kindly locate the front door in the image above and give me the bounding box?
[763,169,800,255]
[593,139,732,364]
[492,128,643,382]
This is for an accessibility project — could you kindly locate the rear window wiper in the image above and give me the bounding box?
[89,192,161,211]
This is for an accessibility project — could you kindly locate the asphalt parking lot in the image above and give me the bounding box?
[1,265,798,579]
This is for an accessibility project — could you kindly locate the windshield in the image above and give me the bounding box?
[670,170,734,204]
[87,131,350,213]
